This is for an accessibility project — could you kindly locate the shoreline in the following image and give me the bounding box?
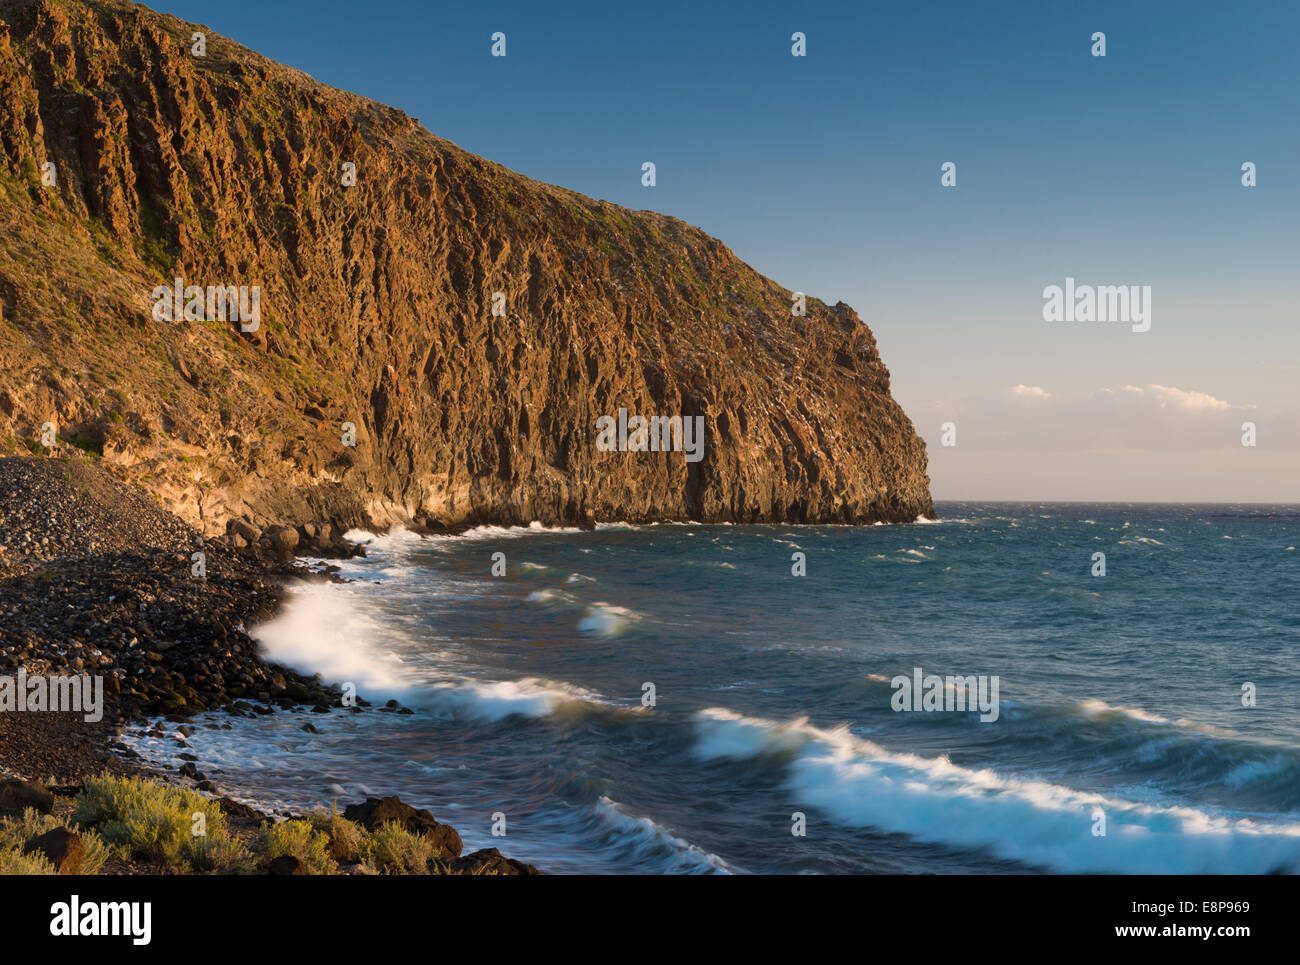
[0,452,940,874]
[0,452,941,874]
[0,455,539,874]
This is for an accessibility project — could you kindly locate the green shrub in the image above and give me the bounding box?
[259,819,336,875]
[72,774,246,872]
[0,807,110,875]
[186,831,255,874]
[361,821,446,875]
[0,847,55,874]
[307,805,364,865]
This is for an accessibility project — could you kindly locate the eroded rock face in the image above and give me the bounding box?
[0,0,932,534]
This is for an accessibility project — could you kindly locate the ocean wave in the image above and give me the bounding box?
[341,526,427,550]
[577,602,641,638]
[251,582,416,696]
[1072,697,1247,740]
[342,522,588,553]
[690,708,1300,874]
[594,797,734,874]
[421,676,614,722]
[1075,697,1171,726]
[857,678,1295,802]
[251,579,626,721]
[439,522,585,542]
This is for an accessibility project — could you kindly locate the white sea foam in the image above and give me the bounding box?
[690,708,1300,874]
[436,522,585,542]
[1074,698,1238,737]
[577,602,640,638]
[251,582,414,695]
[595,797,734,873]
[1076,697,1170,726]
[423,677,610,722]
[250,576,621,720]
[341,526,427,550]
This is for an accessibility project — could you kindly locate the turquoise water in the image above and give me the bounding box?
[126,503,1300,873]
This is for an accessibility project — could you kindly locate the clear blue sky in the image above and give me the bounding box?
[158,0,1299,501]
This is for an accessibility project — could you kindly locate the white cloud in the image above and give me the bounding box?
[1143,383,1232,411]
[924,383,1294,451]
[1010,384,1051,399]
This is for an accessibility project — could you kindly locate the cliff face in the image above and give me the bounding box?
[0,0,932,535]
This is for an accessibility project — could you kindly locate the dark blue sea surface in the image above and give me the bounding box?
[124,502,1300,873]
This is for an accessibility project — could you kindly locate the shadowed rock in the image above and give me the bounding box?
[344,796,463,857]
[267,854,308,875]
[0,777,54,812]
[23,826,84,873]
[450,847,541,876]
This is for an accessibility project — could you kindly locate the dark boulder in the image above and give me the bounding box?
[216,797,261,819]
[450,847,541,876]
[226,519,260,544]
[23,827,85,874]
[343,795,462,857]
[267,854,308,875]
[267,526,299,552]
[0,778,54,813]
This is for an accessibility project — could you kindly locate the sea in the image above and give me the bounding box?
[123,502,1300,874]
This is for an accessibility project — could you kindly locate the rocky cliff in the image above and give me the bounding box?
[0,0,932,536]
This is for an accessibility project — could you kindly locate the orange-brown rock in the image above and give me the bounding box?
[0,0,932,535]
